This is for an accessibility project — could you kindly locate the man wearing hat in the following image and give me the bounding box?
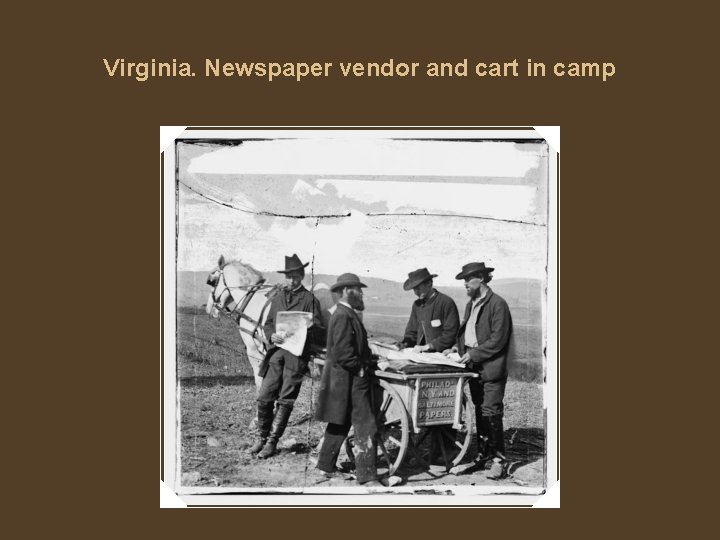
[399,268,460,354]
[452,262,513,479]
[315,273,383,486]
[249,254,324,459]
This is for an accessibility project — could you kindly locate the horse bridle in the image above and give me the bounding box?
[209,266,281,350]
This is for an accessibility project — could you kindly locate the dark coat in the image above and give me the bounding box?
[258,285,324,378]
[402,290,460,352]
[457,288,513,382]
[315,303,374,425]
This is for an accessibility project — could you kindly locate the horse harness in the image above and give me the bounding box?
[212,270,282,350]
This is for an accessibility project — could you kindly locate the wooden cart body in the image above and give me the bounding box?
[375,369,476,432]
[313,355,478,475]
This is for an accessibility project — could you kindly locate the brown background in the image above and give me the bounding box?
[5,0,713,534]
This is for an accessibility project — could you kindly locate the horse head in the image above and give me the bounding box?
[206,255,265,318]
[205,255,227,318]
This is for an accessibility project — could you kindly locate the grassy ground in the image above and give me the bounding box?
[177,309,546,489]
[177,306,544,382]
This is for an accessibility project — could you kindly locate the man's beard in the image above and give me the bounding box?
[466,286,480,299]
[347,290,365,311]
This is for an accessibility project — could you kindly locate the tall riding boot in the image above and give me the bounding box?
[475,413,491,467]
[258,403,293,459]
[248,401,274,454]
[486,414,507,479]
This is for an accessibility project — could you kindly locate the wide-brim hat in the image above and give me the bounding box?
[455,262,495,280]
[403,267,438,291]
[330,272,367,292]
[278,254,309,274]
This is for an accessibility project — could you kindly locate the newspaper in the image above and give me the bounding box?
[276,311,314,356]
[372,343,466,369]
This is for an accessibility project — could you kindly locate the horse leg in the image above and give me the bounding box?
[238,334,264,388]
[246,351,266,431]
[246,352,264,391]
[237,335,266,430]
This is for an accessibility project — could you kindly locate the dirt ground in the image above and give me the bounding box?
[177,310,546,491]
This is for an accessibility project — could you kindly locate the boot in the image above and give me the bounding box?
[486,414,507,479]
[474,413,491,468]
[248,401,274,454]
[258,403,293,459]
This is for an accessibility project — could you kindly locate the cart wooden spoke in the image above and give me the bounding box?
[315,356,477,477]
[345,378,410,477]
[410,389,474,472]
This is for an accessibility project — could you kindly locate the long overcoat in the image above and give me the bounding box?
[457,288,513,382]
[258,285,324,377]
[315,303,374,425]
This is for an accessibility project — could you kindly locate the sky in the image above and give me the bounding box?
[177,138,549,284]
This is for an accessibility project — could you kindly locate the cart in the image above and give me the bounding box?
[312,354,478,476]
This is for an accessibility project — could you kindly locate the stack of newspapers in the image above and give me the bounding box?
[370,341,466,369]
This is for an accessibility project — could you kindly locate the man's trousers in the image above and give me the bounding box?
[257,348,306,405]
[317,374,378,483]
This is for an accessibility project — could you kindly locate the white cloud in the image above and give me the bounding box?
[291,179,325,197]
[316,179,539,222]
[177,139,548,280]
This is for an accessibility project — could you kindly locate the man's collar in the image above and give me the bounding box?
[416,289,438,306]
[471,287,493,306]
[338,301,362,316]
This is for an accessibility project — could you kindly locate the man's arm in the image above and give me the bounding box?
[467,301,512,366]
[446,302,471,355]
[429,297,460,352]
[331,313,362,374]
[401,304,418,347]
[262,299,277,344]
[308,295,326,347]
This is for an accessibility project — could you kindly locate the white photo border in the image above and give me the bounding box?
[161,127,560,507]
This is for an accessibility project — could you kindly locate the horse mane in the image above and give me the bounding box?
[223,260,264,286]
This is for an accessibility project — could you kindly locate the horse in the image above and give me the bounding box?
[205,255,278,388]
[205,255,334,389]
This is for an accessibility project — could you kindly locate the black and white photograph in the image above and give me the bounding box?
[162,128,558,505]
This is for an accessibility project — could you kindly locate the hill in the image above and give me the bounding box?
[178,270,541,316]
[177,269,544,373]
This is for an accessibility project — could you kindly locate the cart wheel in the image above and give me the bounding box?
[411,392,474,472]
[344,379,410,477]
